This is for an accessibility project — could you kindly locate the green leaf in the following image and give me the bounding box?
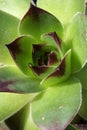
[0,66,42,93]
[74,63,87,90]
[0,93,34,122]
[78,89,87,120]
[41,32,63,58]
[0,0,31,19]
[41,49,71,87]
[19,4,63,42]
[0,10,20,65]
[74,64,87,120]
[7,36,36,77]
[29,42,59,80]
[6,104,40,130]
[32,78,81,130]
[0,11,19,44]
[64,13,87,73]
[20,104,40,130]
[37,0,84,26]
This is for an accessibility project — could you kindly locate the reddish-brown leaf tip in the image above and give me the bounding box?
[29,64,49,76]
[48,32,62,49]
[47,57,65,78]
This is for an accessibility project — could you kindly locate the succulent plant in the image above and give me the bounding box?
[0,0,87,130]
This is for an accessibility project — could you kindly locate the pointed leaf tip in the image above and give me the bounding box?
[6,37,22,60]
[48,56,65,78]
[48,32,62,49]
[6,36,36,77]
[48,51,58,66]
[19,3,63,41]
[41,49,71,87]
[29,64,49,76]
[41,32,63,58]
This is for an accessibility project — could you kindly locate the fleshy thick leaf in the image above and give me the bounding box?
[74,64,87,120]
[0,66,42,93]
[41,49,71,87]
[0,0,31,19]
[5,104,40,130]
[74,63,87,90]
[78,89,87,120]
[20,104,40,130]
[0,93,34,122]
[0,10,20,65]
[29,42,59,79]
[0,11,19,44]
[7,36,36,77]
[32,78,81,130]
[37,0,85,26]
[19,4,63,42]
[64,13,87,73]
[41,32,63,58]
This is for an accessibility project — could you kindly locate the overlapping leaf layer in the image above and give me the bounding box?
[0,0,87,130]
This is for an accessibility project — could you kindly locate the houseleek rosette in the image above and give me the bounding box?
[0,0,87,130]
